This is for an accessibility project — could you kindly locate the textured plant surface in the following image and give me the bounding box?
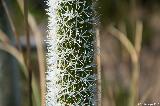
[46,0,97,106]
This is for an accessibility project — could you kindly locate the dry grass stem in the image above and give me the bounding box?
[23,0,32,105]
[96,29,102,106]
[135,21,143,55]
[108,26,139,106]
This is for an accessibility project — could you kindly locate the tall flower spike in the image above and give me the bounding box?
[46,0,97,105]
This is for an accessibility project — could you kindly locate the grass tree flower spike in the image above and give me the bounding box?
[46,0,98,105]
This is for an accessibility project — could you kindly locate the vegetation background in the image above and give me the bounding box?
[0,0,160,106]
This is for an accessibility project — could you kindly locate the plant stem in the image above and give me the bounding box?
[96,29,102,106]
[46,0,97,105]
[108,26,139,106]
[24,0,32,106]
